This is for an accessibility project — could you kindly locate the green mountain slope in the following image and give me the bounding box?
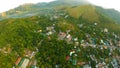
[96,6,120,24]
[0,8,120,67]
[65,5,120,33]
[0,0,120,24]
[0,0,120,67]
[0,0,89,19]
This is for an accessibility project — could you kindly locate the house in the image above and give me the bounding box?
[100,39,104,44]
[116,56,120,65]
[75,42,79,46]
[15,57,22,66]
[78,24,83,28]
[18,58,25,67]
[96,63,104,68]
[104,28,108,33]
[72,59,77,65]
[111,58,118,67]
[103,45,108,49]
[66,56,70,61]
[37,30,42,33]
[118,41,120,47]
[64,15,69,19]
[53,15,59,19]
[30,60,38,68]
[30,51,36,59]
[83,64,91,68]
[46,31,53,35]
[81,40,85,44]
[55,64,60,68]
[46,26,54,31]
[58,32,66,40]
[73,38,78,42]
[70,50,75,56]
[66,30,71,34]
[66,34,72,42]
[16,58,30,68]
[77,62,86,66]
[94,23,98,26]
[25,50,33,58]
[90,55,97,61]
[20,58,30,68]
[30,65,38,68]
[81,43,86,47]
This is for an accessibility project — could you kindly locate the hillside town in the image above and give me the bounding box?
[0,8,120,68]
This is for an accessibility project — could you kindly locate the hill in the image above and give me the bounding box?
[0,9,120,67]
[0,0,120,68]
[96,6,120,24]
[0,0,120,24]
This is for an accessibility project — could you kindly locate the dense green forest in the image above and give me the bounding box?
[0,10,120,67]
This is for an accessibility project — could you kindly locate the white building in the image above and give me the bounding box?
[20,59,30,68]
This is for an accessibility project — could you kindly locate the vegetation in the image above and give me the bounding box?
[0,0,120,67]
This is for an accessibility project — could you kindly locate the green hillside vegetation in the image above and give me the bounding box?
[0,9,120,67]
[0,0,120,67]
[96,6,120,23]
[0,0,120,25]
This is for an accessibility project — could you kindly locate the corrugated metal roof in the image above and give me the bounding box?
[15,57,21,66]
[18,58,25,67]
[21,58,30,68]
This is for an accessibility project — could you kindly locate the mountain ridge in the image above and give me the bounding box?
[0,0,120,24]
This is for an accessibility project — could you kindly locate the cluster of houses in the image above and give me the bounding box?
[37,23,120,67]
[18,11,120,67]
[14,49,38,68]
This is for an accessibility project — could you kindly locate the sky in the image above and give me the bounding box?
[0,0,55,13]
[88,0,120,11]
[0,0,120,13]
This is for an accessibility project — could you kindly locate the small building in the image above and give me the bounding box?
[30,51,36,59]
[77,62,86,66]
[37,30,42,33]
[100,39,104,44]
[111,58,118,67]
[15,57,22,66]
[83,64,91,68]
[20,58,30,68]
[73,38,78,42]
[58,32,66,40]
[30,65,38,68]
[15,56,31,68]
[46,26,54,31]
[66,56,70,61]
[70,50,75,56]
[53,15,59,19]
[66,34,72,42]
[94,23,98,26]
[55,64,60,68]
[75,42,79,46]
[78,24,83,28]
[103,45,108,49]
[18,58,25,67]
[104,28,108,33]
[46,31,53,35]
[118,41,120,47]
[64,15,69,19]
